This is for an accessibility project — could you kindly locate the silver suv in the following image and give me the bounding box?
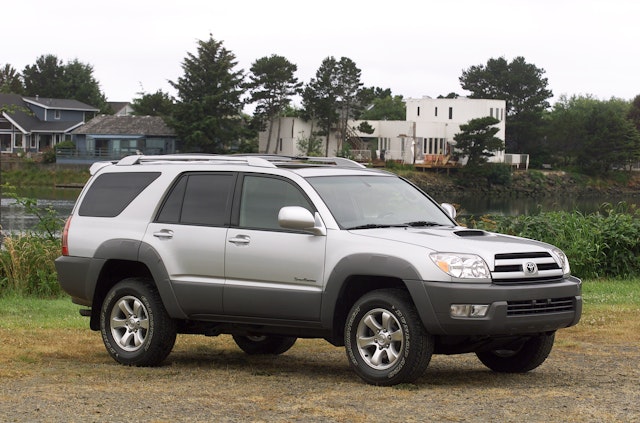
[55,154,582,386]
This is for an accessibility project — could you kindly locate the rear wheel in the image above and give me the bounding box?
[476,332,555,373]
[345,289,433,386]
[232,334,297,355]
[100,278,176,366]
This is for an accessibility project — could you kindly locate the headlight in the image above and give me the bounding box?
[552,249,571,275]
[430,253,491,280]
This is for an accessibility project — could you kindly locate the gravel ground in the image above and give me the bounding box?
[0,331,638,422]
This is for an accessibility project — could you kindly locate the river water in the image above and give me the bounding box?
[1,187,639,233]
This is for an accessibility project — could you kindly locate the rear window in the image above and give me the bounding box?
[156,172,235,226]
[78,172,160,217]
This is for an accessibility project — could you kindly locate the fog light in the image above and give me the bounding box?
[450,304,489,318]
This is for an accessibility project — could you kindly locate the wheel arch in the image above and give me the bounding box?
[322,254,438,346]
[88,239,186,330]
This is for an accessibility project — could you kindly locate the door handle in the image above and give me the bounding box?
[228,235,250,245]
[153,230,174,239]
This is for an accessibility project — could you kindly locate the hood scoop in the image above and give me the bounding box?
[454,229,488,237]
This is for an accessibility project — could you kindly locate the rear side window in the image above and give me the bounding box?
[156,172,235,226]
[78,172,160,217]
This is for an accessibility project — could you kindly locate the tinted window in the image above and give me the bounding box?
[239,175,312,230]
[156,173,235,226]
[79,172,160,217]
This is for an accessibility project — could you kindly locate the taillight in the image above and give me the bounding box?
[61,216,72,256]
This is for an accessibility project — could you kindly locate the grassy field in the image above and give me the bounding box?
[0,279,638,421]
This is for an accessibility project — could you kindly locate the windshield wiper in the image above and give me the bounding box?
[346,223,409,230]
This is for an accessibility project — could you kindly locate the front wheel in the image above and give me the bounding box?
[345,289,433,386]
[232,334,297,355]
[100,278,177,366]
[476,332,555,373]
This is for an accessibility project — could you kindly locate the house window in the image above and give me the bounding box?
[448,107,453,120]
[434,107,438,117]
[54,110,61,120]
[14,133,23,148]
[417,107,420,117]
[490,108,494,118]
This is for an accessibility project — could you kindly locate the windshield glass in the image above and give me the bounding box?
[307,175,454,229]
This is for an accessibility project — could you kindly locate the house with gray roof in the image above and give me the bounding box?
[0,93,98,155]
[62,114,179,164]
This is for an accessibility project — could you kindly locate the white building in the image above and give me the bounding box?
[258,96,510,166]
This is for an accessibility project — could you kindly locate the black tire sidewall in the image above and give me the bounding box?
[345,289,432,385]
[100,278,173,366]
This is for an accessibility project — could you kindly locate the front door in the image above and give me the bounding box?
[224,174,326,321]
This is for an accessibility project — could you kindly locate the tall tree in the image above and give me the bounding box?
[453,116,504,167]
[628,94,640,132]
[547,95,640,174]
[63,59,108,112]
[132,89,175,117]
[302,57,340,156]
[460,56,553,154]
[23,54,65,98]
[335,57,363,153]
[169,35,245,153]
[0,64,24,94]
[22,55,107,110]
[246,54,302,154]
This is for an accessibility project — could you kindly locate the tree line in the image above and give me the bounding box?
[2,35,640,176]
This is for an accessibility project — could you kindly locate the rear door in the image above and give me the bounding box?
[143,172,236,316]
[224,174,326,321]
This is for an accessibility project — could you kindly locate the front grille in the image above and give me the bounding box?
[492,251,563,285]
[507,297,574,316]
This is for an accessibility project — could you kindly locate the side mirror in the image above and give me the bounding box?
[440,203,457,220]
[278,206,326,236]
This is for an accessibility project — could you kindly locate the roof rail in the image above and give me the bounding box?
[115,154,277,168]
[113,154,366,169]
[233,154,366,169]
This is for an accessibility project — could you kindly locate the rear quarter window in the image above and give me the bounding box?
[78,172,161,217]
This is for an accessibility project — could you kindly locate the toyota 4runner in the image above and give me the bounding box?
[55,154,582,386]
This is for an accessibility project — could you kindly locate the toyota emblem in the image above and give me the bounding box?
[525,262,538,275]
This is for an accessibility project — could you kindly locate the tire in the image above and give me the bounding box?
[476,332,555,373]
[344,289,433,386]
[232,334,297,355]
[100,278,177,366]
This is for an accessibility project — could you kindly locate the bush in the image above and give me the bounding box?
[457,164,512,187]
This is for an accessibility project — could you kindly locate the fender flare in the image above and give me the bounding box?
[92,239,187,320]
[321,253,442,334]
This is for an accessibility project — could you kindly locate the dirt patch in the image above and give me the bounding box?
[0,327,638,422]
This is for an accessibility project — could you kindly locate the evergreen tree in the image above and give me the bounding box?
[453,116,504,167]
[245,55,302,154]
[169,35,245,153]
[22,55,107,110]
[132,89,175,117]
[23,55,65,98]
[460,56,552,154]
[0,64,24,94]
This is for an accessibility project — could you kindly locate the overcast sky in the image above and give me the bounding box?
[4,0,639,107]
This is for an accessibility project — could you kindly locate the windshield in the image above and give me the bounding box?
[307,175,454,229]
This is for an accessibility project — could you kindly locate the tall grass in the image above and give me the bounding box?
[0,234,61,297]
[461,202,640,279]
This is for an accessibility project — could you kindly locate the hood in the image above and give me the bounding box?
[349,226,555,259]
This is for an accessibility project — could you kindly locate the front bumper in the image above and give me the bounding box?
[409,276,582,336]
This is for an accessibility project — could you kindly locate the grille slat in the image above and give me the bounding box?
[507,297,574,316]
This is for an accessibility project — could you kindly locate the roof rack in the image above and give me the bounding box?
[232,154,366,169]
[112,154,366,169]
